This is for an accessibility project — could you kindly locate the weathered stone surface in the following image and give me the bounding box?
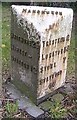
[58,83,75,96]
[11,5,73,104]
[26,106,44,118]
[51,93,64,102]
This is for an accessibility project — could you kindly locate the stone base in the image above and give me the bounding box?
[5,82,44,118]
[37,85,64,105]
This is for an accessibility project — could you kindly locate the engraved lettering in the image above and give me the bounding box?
[42,41,45,47]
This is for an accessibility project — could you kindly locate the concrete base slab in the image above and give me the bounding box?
[5,82,44,118]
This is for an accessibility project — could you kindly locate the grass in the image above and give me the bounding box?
[2,4,75,77]
[2,4,11,71]
[5,100,18,118]
[49,101,67,119]
[67,37,75,75]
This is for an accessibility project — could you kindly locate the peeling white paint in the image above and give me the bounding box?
[11,5,73,101]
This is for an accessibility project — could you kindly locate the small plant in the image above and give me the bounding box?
[5,100,18,118]
[49,100,67,119]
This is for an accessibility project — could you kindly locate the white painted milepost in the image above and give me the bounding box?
[11,5,73,104]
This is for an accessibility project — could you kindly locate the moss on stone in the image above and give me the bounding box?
[11,79,37,104]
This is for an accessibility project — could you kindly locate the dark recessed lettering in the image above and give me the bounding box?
[55,39,57,45]
[52,51,54,57]
[29,41,32,46]
[55,11,58,15]
[47,66,50,70]
[59,12,62,15]
[46,41,49,46]
[67,45,70,51]
[60,70,62,75]
[24,51,27,56]
[49,40,51,45]
[50,64,53,69]
[34,66,37,72]
[39,80,42,85]
[55,73,57,77]
[32,10,36,13]
[21,61,24,66]
[49,53,51,58]
[26,64,29,69]
[20,19,23,25]
[61,37,65,42]
[61,49,63,54]
[34,68,37,74]
[52,40,54,45]
[51,11,54,15]
[31,66,33,71]
[46,54,48,59]
[20,60,22,65]
[49,25,52,29]
[46,77,48,82]
[58,50,60,55]
[52,74,54,79]
[52,81,56,87]
[41,11,45,14]
[55,51,57,55]
[22,50,24,55]
[32,41,36,48]
[37,10,40,14]
[12,34,59,49]
[42,41,45,47]
[42,54,44,60]
[66,34,70,41]
[46,11,49,14]
[24,39,27,44]
[20,49,22,54]
[54,62,56,67]
[22,9,27,13]
[44,66,46,71]
[24,63,26,68]
[40,67,43,73]
[49,75,51,80]
[64,47,66,53]
[63,57,66,63]
[28,10,31,13]
[18,37,20,41]
[55,72,59,76]
[58,38,60,43]
[44,78,45,83]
